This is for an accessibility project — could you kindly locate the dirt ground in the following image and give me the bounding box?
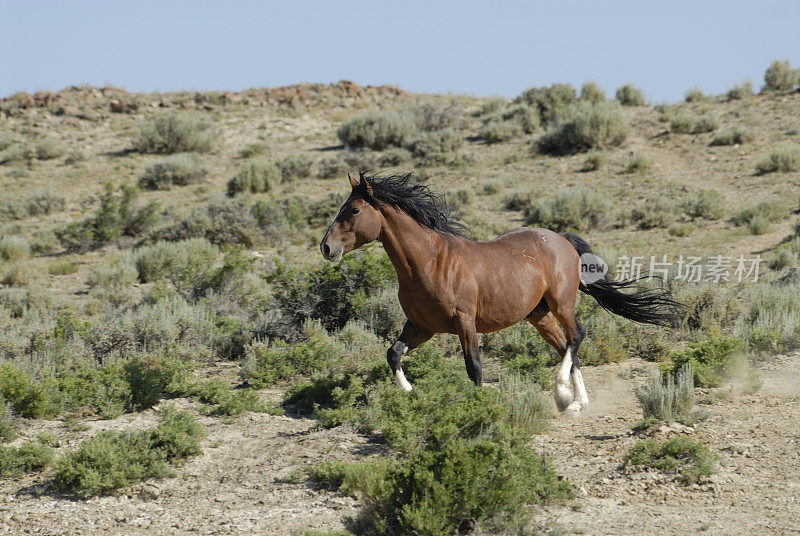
[532,353,800,536]
[1,353,798,535]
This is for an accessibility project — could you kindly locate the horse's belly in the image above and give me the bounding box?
[474,264,545,332]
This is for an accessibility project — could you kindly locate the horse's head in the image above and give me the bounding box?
[320,173,382,262]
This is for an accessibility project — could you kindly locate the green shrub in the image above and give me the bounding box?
[227,158,281,196]
[266,247,396,335]
[523,186,611,231]
[763,59,799,92]
[279,154,313,181]
[732,199,786,234]
[682,189,724,220]
[139,153,207,190]
[630,197,675,229]
[0,406,17,443]
[337,110,416,150]
[64,150,86,165]
[536,101,628,155]
[354,287,406,340]
[190,379,268,416]
[322,364,570,534]
[147,198,260,248]
[22,190,65,217]
[54,408,203,497]
[0,235,31,262]
[515,83,577,126]
[684,87,706,102]
[0,363,53,418]
[625,436,715,483]
[409,101,464,132]
[734,283,800,355]
[497,373,551,435]
[87,254,139,307]
[405,127,463,158]
[615,84,645,106]
[668,222,694,237]
[240,320,344,387]
[239,142,267,159]
[580,81,606,104]
[135,112,217,154]
[710,126,754,146]
[0,134,13,152]
[479,118,522,144]
[670,115,717,134]
[0,438,55,478]
[475,98,506,117]
[378,148,411,166]
[727,80,753,100]
[34,137,64,160]
[635,365,694,422]
[625,153,654,174]
[134,238,218,285]
[580,150,605,171]
[755,144,800,174]
[0,144,32,164]
[747,215,769,235]
[668,336,743,387]
[58,183,160,252]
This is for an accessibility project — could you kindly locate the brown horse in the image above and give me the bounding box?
[320,173,679,416]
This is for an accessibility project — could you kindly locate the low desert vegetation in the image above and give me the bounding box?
[726,80,754,100]
[615,84,645,106]
[53,408,203,497]
[755,144,800,174]
[580,81,606,104]
[1,65,799,530]
[763,59,799,92]
[671,114,717,134]
[625,436,716,483]
[523,186,612,232]
[635,365,694,424]
[135,112,217,154]
[711,126,754,146]
[139,153,207,190]
[684,87,706,102]
[536,101,628,155]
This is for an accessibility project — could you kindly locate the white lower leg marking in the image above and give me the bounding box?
[394,369,413,391]
[571,367,589,410]
[554,348,573,411]
[393,344,412,391]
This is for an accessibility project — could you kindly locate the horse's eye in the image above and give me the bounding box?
[351,207,360,215]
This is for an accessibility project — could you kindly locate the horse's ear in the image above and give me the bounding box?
[359,173,374,196]
[348,173,358,188]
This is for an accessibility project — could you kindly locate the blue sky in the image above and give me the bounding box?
[2,0,799,103]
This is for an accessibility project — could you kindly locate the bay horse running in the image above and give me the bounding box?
[320,173,680,416]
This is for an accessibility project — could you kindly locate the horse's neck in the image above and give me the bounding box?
[378,207,445,287]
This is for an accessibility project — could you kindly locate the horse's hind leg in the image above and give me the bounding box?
[547,297,588,416]
[528,311,572,411]
[387,321,432,391]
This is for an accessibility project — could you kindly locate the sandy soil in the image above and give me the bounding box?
[531,354,800,536]
[2,353,798,535]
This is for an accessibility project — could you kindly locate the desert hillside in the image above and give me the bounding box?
[1,64,799,535]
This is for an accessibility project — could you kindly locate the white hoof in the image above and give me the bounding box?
[562,401,584,418]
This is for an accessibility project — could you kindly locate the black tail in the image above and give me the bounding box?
[560,232,683,327]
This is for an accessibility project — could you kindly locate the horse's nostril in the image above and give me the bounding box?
[323,243,330,258]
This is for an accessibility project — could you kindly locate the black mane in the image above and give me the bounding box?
[355,173,469,237]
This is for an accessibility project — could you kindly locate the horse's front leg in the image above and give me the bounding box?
[387,321,432,391]
[454,312,481,386]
